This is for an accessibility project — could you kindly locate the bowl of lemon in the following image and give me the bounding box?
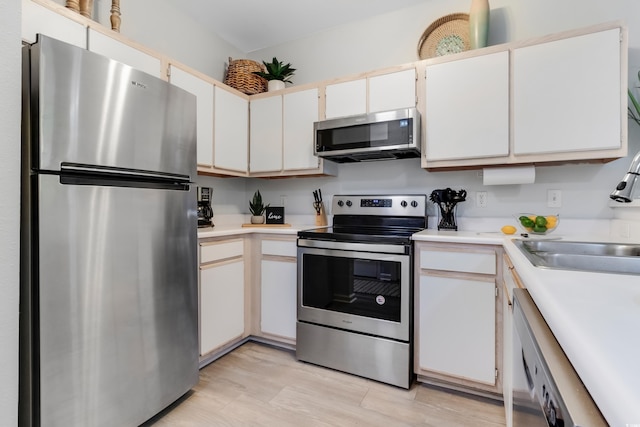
[515,213,559,235]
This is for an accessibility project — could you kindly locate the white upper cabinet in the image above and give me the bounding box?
[513,27,622,156]
[324,69,417,119]
[214,86,249,173]
[283,88,320,170]
[425,51,509,162]
[369,68,416,113]
[22,0,87,47]
[169,65,214,168]
[423,23,626,170]
[325,79,367,119]
[88,29,162,78]
[250,96,283,173]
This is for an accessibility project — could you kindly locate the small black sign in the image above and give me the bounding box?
[265,207,285,224]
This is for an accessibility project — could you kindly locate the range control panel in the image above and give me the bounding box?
[331,195,427,217]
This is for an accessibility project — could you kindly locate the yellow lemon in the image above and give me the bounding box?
[501,225,517,235]
[545,215,558,228]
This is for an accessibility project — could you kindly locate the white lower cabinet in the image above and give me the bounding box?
[260,259,296,340]
[199,239,245,357]
[259,237,297,342]
[418,275,496,384]
[415,242,502,395]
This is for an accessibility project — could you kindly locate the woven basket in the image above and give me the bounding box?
[417,13,470,59]
[224,57,267,95]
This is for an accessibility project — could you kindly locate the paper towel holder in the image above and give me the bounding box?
[482,165,536,186]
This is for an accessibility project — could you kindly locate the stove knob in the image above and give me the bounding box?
[337,200,344,207]
[401,200,408,208]
[346,200,352,207]
[411,200,418,208]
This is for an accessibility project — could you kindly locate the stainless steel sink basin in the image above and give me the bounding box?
[514,240,640,275]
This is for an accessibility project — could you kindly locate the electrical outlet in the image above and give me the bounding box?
[476,191,488,208]
[280,195,287,207]
[547,189,562,208]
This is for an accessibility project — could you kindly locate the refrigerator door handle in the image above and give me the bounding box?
[60,163,191,182]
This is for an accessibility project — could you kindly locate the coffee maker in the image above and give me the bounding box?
[197,186,214,228]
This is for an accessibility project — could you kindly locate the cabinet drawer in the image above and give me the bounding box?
[200,239,243,264]
[420,249,496,275]
[262,239,296,258]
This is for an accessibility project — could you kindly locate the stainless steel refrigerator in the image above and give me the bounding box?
[20,35,199,426]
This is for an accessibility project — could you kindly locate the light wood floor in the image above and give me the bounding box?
[146,341,506,426]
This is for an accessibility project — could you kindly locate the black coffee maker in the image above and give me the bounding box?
[197,187,214,228]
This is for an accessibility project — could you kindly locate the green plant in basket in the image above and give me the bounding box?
[253,57,296,83]
[249,190,269,216]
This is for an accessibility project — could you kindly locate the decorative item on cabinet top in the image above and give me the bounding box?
[417,13,471,59]
[224,57,268,95]
[469,0,490,49]
[252,57,296,92]
[65,0,121,32]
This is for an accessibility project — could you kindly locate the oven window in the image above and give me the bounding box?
[302,254,402,322]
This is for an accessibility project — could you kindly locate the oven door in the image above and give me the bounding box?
[297,239,411,342]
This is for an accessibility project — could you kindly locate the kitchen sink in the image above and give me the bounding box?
[514,240,640,275]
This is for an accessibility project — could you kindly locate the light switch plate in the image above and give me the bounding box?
[547,189,562,208]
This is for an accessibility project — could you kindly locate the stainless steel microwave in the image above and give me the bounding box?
[314,107,421,163]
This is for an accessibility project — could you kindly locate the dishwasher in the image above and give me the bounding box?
[512,289,607,427]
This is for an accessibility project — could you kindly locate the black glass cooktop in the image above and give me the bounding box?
[298,224,425,245]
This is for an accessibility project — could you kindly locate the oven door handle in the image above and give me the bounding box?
[297,238,409,255]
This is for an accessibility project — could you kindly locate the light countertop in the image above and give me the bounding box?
[197,223,315,239]
[414,229,640,427]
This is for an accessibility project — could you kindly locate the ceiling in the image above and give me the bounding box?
[170,0,429,53]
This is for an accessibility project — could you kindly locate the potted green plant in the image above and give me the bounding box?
[253,57,296,92]
[249,190,270,224]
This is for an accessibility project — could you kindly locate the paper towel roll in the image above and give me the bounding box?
[483,166,535,185]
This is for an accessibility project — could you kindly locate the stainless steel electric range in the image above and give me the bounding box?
[296,194,428,389]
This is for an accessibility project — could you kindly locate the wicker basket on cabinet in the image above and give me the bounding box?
[224,57,268,95]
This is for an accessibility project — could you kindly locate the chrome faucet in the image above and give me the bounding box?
[610,150,640,202]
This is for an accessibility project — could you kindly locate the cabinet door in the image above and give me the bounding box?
[200,259,244,355]
[87,29,162,78]
[513,28,621,155]
[214,86,248,172]
[261,259,297,340]
[22,0,87,47]
[369,69,416,113]
[425,51,509,161]
[325,79,366,119]
[283,88,320,170]
[169,66,214,167]
[250,96,283,173]
[418,275,496,384]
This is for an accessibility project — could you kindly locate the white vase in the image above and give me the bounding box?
[469,0,490,49]
[268,80,286,92]
[250,215,265,224]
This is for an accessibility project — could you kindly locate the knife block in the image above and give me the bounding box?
[315,203,328,226]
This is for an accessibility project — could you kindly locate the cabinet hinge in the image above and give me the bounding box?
[495,286,498,297]
[166,65,171,78]
[495,368,499,379]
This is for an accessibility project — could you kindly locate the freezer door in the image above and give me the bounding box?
[31,35,196,178]
[36,175,198,427]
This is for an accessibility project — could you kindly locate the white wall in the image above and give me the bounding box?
[1,0,22,425]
